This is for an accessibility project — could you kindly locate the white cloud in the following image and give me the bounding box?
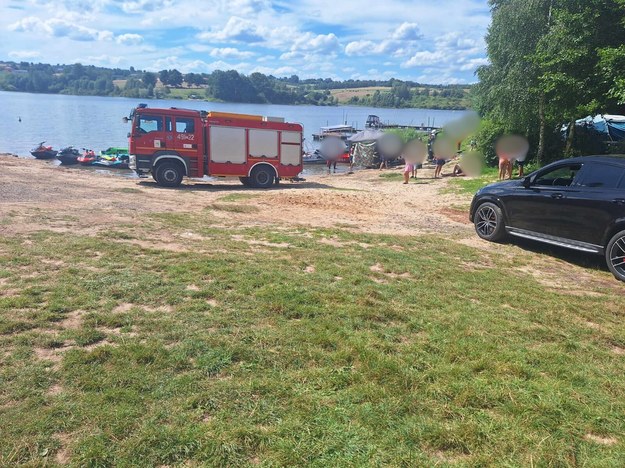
[291,32,340,54]
[85,54,124,66]
[8,50,41,60]
[459,57,489,71]
[345,40,376,56]
[250,65,297,76]
[392,22,422,41]
[10,16,114,42]
[121,0,173,14]
[198,16,263,43]
[344,22,422,57]
[223,0,271,15]
[210,47,254,59]
[116,33,143,46]
[402,50,445,68]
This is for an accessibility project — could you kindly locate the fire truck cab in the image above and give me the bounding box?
[127,104,303,188]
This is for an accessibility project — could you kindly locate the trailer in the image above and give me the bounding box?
[127,104,303,188]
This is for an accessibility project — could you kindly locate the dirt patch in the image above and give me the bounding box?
[584,433,618,445]
[99,326,138,338]
[440,207,471,225]
[54,433,72,464]
[370,263,411,279]
[611,345,625,355]
[33,347,66,369]
[304,265,315,273]
[431,450,470,463]
[0,288,20,297]
[59,310,85,330]
[582,320,608,333]
[319,237,343,247]
[113,303,135,314]
[47,383,63,396]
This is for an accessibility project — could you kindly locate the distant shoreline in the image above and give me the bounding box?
[0,88,471,111]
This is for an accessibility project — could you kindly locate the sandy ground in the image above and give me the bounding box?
[0,155,468,237]
[0,154,622,294]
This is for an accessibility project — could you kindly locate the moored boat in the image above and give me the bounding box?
[30,142,58,159]
[57,146,81,165]
[77,149,97,165]
[100,147,129,157]
[92,154,130,169]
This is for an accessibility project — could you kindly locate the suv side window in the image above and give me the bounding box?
[533,164,583,187]
[579,164,625,189]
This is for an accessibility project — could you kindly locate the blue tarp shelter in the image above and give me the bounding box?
[574,114,625,141]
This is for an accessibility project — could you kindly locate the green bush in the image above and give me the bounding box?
[476,119,507,166]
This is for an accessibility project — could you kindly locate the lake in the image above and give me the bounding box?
[0,91,469,157]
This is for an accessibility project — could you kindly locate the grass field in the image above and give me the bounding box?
[329,87,390,102]
[2,188,625,465]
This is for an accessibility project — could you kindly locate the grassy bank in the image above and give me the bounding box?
[1,201,625,466]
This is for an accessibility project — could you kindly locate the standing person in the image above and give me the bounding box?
[412,163,421,179]
[434,155,445,178]
[326,158,337,174]
[379,154,388,170]
[348,144,355,173]
[403,161,414,184]
[498,154,511,180]
[516,159,526,178]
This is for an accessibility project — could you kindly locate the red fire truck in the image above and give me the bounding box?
[126,104,303,188]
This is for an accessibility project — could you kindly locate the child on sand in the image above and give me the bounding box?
[403,162,414,184]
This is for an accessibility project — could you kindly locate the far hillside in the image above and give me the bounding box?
[0,61,472,110]
[330,85,471,110]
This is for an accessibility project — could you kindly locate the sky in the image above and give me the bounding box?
[1,0,491,84]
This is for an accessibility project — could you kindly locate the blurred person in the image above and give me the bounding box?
[434,155,445,178]
[498,154,512,180]
[403,162,414,184]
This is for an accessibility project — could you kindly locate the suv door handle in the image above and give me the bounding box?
[551,193,564,199]
[612,198,625,205]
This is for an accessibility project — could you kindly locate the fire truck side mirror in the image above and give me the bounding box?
[123,117,129,123]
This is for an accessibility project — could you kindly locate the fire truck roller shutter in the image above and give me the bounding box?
[209,127,246,164]
[280,131,302,166]
[249,129,279,158]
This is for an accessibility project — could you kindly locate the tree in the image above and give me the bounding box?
[184,73,204,86]
[143,72,157,88]
[158,69,170,85]
[475,0,625,164]
[168,69,183,87]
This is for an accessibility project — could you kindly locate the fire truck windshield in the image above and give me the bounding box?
[136,114,163,134]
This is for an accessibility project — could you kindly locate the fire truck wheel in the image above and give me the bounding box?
[239,177,252,187]
[250,165,275,188]
[154,161,184,187]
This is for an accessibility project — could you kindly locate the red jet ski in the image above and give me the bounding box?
[77,149,97,165]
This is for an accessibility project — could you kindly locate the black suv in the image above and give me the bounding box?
[469,155,625,281]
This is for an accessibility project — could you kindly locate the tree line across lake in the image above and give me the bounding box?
[0,61,470,109]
